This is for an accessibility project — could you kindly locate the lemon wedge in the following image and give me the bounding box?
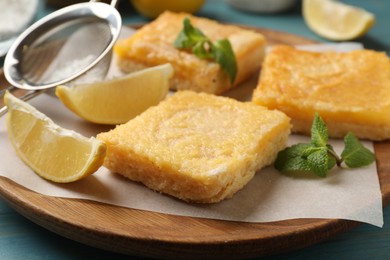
[4,91,106,183]
[303,0,375,41]
[56,63,174,125]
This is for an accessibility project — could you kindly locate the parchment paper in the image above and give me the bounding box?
[0,28,383,227]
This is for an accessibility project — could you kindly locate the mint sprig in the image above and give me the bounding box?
[341,132,377,168]
[174,18,238,84]
[274,113,376,177]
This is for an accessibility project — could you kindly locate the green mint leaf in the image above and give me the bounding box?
[328,155,337,170]
[301,145,323,157]
[183,17,207,41]
[274,113,376,177]
[341,132,376,168]
[274,143,312,172]
[311,113,328,147]
[193,40,214,59]
[173,29,190,48]
[307,147,329,177]
[174,18,207,49]
[212,39,238,84]
[174,18,238,84]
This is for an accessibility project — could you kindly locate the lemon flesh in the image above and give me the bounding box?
[303,0,375,41]
[56,63,174,125]
[4,91,106,183]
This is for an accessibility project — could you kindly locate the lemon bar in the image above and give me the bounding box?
[97,91,290,203]
[114,11,266,94]
[252,45,390,141]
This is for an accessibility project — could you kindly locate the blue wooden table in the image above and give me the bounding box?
[1,0,390,259]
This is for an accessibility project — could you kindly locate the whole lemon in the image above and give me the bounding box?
[131,0,205,18]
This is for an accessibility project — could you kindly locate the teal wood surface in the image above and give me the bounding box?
[1,0,390,259]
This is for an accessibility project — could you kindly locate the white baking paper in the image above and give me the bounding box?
[0,28,383,227]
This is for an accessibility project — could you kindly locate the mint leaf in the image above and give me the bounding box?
[311,113,328,147]
[183,18,207,42]
[274,114,376,177]
[274,143,312,172]
[301,145,324,157]
[307,148,328,177]
[173,30,188,48]
[212,39,237,84]
[174,18,206,49]
[174,18,238,84]
[193,40,213,59]
[328,155,337,170]
[341,132,376,168]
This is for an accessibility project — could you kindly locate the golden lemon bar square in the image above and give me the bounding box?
[252,45,390,140]
[98,91,290,203]
[114,11,266,94]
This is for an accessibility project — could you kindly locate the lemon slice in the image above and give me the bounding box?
[4,91,106,183]
[303,0,375,41]
[56,63,174,125]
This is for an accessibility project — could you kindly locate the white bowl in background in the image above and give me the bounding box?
[225,0,298,13]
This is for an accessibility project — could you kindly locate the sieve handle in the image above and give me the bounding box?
[110,0,119,7]
[0,87,46,117]
[89,0,119,7]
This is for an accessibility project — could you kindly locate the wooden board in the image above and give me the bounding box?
[1,26,390,259]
